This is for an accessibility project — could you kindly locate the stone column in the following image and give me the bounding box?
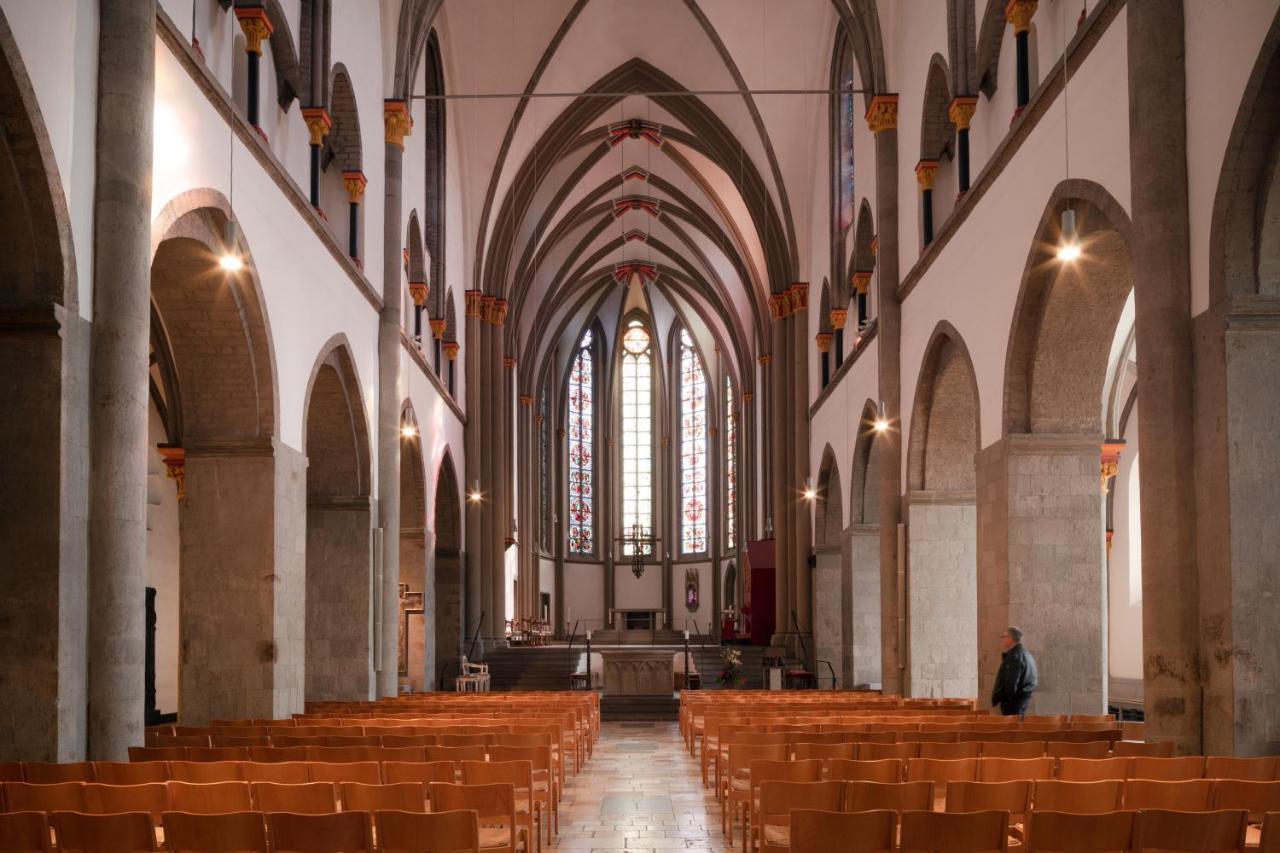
[816,332,832,388]
[376,103,410,698]
[1127,0,1202,753]
[867,93,904,696]
[1007,0,1038,116]
[853,272,871,330]
[949,97,978,194]
[830,309,847,370]
[490,303,509,643]
[767,295,788,641]
[476,299,494,648]
[464,291,482,648]
[87,0,155,761]
[343,171,367,265]
[790,283,812,636]
[847,523,882,688]
[916,161,939,248]
[301,108,331,209]
[234,6,272,129]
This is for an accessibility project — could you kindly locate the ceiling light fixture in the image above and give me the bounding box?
[802,477,817,502]
[1057,208,1081,261]
[400,424,418,439]
[873,399,890,433]
[1057,0,1081,264]
[468,480,482,504]
[219,126,244,273]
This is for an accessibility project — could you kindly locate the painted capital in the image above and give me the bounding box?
[758,354,772,367]
[430,318,447,340]
[948,96,979,131]
[829,308,849,331]
[660,436,670,448]
[1100,440,1125,494]
[158,446,186,501]
[503,356,516,369]
[464,289,483,318]
[534,413,544,426]
[915,160,940,191]
[342,171,367,204]
[864,94,899,134]
[408,281,428,307]
[234,6,274,55]
[479,295,496,323]
[870,235,879,257]
[443,341,460,361]
[768,293,790,321]
[851,271,872,295]
[384,100,413,149]
[741,391,754,404]
[492,298,509,326]
[301,107,332,146]
[519,394,533,406]
[815,332,833,353]
[788,282,809,312]
[1005,0,1038,34]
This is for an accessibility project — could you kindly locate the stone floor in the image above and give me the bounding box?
[545,720,736,852]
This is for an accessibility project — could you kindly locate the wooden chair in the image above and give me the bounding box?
[383,761,458,786]
[2,781,85,812]
[1131,756,1205,782]
[1205,757,1278,782]
[425,746,488,769]
[983,741,1047,760]
[1113,741,1175,758]
[83,783,169,821]
[899,810,1011,852]
[266,811,375,853]
[755,780,844,853]
[1212,780,1280,825]
[859,742,920,762]
[720,743,788,807]
[487,745,558,838]
[374,809,480,853]
[826,758,903,784]
[908,759,979,810]
[22,763,95,784]
[428,783,522,853]
[921,742,983,760]
[794,742,857,762]
[1132,809,1248,852]
[1057,757,1132,782]
[459,762,539,853]
[1123,780,1215,812]
[0,762,23,783]
[93,763,169,785]
[1260,813,1280,853]
[0,812,52,853]
[248,747,308,764]
[167,762,241,784]
[947,782,1032,845]
[979,757,1056,783]
[339,782,427,813]
[161,811,268,852]
[1032,780,1124,814]
[717,733,788,795]
[250,782,337,814]
[1048,741,1111,760]
[845,781,935,812]
[129,748,185,763]
[240,763,310,784]
[307,762,381,785]
[167,781,253,814]
[1026,810,1135,853]
[739,760,823,849]
[187,748,250,763]
[49,811,158,852]
[788,809,896,853]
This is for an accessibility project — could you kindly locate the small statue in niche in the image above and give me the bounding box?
[685,568,699,612]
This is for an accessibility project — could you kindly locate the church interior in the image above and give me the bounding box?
[2,0,1279,849]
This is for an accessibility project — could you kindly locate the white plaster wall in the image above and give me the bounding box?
[613,562,662,613]
[563,563,605,633]
[671,561,711,635]
[808,342,879,513]
[1108,410,1142,682]
[538,556,556,621]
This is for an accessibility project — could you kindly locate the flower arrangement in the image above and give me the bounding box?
[718,646,743,687]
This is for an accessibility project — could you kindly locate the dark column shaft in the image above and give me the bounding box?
[309,145,320,207]
[376,141,403,698]
[246,51,260,126]
[921,188,934,246]
[348,201,359,259]
[958,129,971,192]
[1015,30,1030,109]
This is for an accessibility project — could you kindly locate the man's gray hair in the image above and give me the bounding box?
[1007,626,1023,643]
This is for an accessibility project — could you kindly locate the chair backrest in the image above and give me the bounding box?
[845,781,935,812]
[307,762,381,785]
[1047,741,1111,760]
[161,810,268,852]
[249,747,308,764]
[22,762,95,784]
[750,758,823,791]
[859,742,920,761]
[427,783,516,846]
[250,782,337,814]
[166,762,240,784]
[1026,810,1135,853]
[0,811,52,853]
[1113,741,1175,758]
[266,811,374,853]
[49,811,157,852]
[436,734,491,748]
[486,746,553,776]
[2,781,85,812]
[757,780,844,829]
[727,743,789,779]
[982,741,1046,760]
[384,761,458,785]
[908,758,979,785]
[82,783,169,819]
[374,809,480,853]
[1032,780,1124,814]
[1212,780,1280,822]
[791,732,845,747]
[1131,756,1205,781]
[978,757,1057,783]
[789,809,896,853]
[1057,757,1132,782]
[1205,756,1278,782]
[826,759,904,784]
[921,742,983,760]
[0,762,22,783]
[1260,813,1280,853]
[93,763,169,785]
[1132,808,1248,852]
[795,742,857,761]
[945,781,1032,816]
[241,763,310,784]
[167,781,253,815]
[899,809,1011,852]
[1123,779,1215,812]
[339,782,427,813]
[380,734,435,749]
[424,746,488,766]
[459,760,533,796]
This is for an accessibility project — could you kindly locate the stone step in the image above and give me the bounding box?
[600,694,680,721]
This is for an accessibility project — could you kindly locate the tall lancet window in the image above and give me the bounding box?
[679,330,708,554]
[567,330,595,555]
[724,375,737,550]
[621,319,654,556]
[539,387,550,552]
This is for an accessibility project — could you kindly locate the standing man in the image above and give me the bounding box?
[992,626,1038,719]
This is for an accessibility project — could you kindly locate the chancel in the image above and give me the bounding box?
[2,0,1278,848]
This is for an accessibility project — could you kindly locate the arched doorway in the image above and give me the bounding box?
[433,451,464,687]
[814,446,844,686]
[399,405,430,693]
[906,323,980,699]
[992,181,1133,715]
[303,338,372,701]
[847,400,883,690]
[0,6,83,761]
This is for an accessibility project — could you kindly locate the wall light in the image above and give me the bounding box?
[873,399,890,433]
[802,477,817,502]
[219,218,244,272]
[468,479,483,504]
[400,424,418,439]
[1057,208,1081,261]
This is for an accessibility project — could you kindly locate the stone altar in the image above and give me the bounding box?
[602,648,675,696]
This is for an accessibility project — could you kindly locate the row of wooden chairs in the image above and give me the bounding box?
[756,807,1277,853]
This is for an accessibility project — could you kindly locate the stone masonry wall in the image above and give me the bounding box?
[306,503,372,701]
[908,496,978,699]
[849,526,882,688]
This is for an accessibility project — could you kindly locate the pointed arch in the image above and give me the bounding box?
[816,445,844,551]
[853,199,877,274]
[432,446,463,688]
[976,0,1009,97]
[443,290,458,342]
[423,30,447,312]
[325,65,361,172]
[254,0,303,108]
[405,210,425,285]
[907,321,981,493]
[675,324,710,555]
[565,322,599,556]
[921,54,955,163]
[819,281,833,334]
[850,399,882,526]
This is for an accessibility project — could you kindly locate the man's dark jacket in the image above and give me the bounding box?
[991,643,1038,709]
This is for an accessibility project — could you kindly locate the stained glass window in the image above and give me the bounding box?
[567,330,594,554]
[539,387,550,552]
[836,57,856,234]
[679,329,708,554]
[725,375,737,550]
[621,319,653,556]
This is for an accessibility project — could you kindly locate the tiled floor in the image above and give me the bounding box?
[546,721,737,852]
